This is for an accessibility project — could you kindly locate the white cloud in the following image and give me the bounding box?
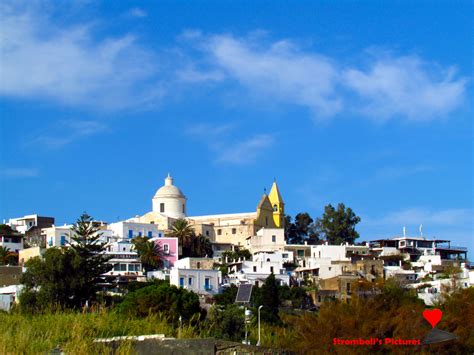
[215,134,274,164]
[0,4,162,110]
[185,122,235,137]
[189,34,342,117]
[0,168,38,178]
[344,55,467,120]
[28,119,108,148]
[128,8,147,18]
[374,164,434,180]
[182,33,466,121]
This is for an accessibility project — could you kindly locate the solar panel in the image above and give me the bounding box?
[235,284,253,303]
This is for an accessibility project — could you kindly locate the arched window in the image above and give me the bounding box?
[273,204,278,211]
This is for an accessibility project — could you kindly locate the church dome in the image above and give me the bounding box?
[154,174,186,199]
[152,174,187,219]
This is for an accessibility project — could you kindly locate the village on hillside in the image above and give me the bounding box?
[1,175,472,313]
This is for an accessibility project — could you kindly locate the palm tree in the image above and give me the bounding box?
[192,234,214,258]
[0,246,12,265]
[132,237,163,272]
[168,218,195,256]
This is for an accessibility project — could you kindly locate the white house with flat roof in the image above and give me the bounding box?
[107,221,165,240]
[42,225,75,248]
[228,251,291,287]
[246,228,286,254]
[171,268,221,295]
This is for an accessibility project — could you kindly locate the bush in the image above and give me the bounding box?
[116,283,202,322]
[205,305,245,342]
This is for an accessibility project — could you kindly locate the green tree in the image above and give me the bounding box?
[284,213,319,244]
[132,236,164,272]
[214,285,238,306]
[68,213,112,305]
[254,273,281,324]
[117,283,201,321]
[0,224,15,235]
[191,234,213,258]
[19,213,112,310]
[168,218,195,256]
[206,304,245,342]
[0,246,18,265]
[315,203,361,245]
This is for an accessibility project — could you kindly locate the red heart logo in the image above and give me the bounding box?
[423,309,442,328]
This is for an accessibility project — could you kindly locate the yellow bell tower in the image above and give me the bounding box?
[268,180,285,228]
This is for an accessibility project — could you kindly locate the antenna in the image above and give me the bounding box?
[419,224,423,237]
[403,226,406,237]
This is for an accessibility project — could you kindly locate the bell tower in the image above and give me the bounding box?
[268,180,285,228]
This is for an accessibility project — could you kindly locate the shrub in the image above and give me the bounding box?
[116,283,201,322]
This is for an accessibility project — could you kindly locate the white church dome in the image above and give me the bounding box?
[154,174,185,199]
[152,174,187,219]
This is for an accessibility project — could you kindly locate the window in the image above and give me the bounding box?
[346,283,351,293]
[163,244,169,254]
[253,266,257,272]
[148,231,153,238]
[114,264,120,271]
[120,264,127,271]
[273,204,278,211]
[188,277,193,286]
[128,230,133,239]
[197,262,201,269]
[205,230,209,236]
[328,267,332,271]
[180,277,184,287]
[204,277,211,290]
[217,229,222,235]
[255,281,259,287]
[270,266,274,273]
[123,247,126,251]
[60,235,66,246]
[232,228,236,234]
[272,235,276,243]
[282,253,288,258]
[182,204,185,213]
[138,232,142,237]
[265,217,268,226]
[267,258,270,262]
[160,203,165,213]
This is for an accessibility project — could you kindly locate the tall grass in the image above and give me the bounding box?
[0,310,198,354]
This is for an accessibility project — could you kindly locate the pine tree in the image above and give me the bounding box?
[68,213,112,306]
[259,273,281,324]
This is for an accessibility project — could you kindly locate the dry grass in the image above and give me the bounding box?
[0,310,188,354]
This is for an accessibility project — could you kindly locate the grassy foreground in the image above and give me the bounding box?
[0,311,200,354]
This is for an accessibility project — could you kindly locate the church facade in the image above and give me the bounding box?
[135,174,285,248]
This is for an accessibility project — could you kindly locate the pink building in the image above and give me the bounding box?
[151,237,178,268]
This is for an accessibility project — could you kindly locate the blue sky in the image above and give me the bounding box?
[1,1,472,254]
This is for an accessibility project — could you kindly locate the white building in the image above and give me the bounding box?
[247,228,286,254]
[0,285,23,312]
[107,221,165,240]
[42,225,75,247]
[6,215,54,234]
[0,234,24,253]
[229,251,290,287]
[104,241,143,279]
[170,258,222,295]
